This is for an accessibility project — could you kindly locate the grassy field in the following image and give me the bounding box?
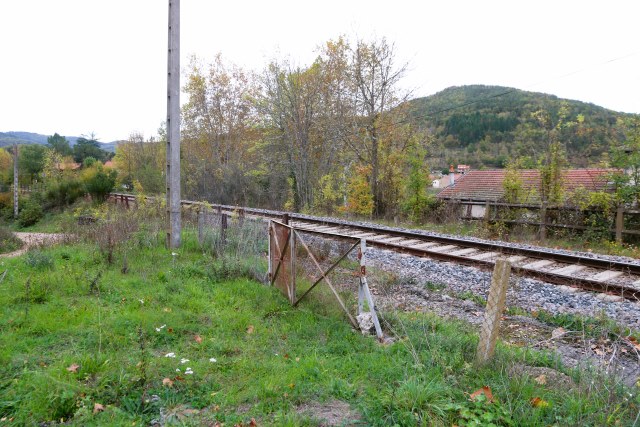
[0,217,638,425]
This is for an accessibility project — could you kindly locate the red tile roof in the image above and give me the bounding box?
[436,169,618,201]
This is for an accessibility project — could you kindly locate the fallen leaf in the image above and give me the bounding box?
[93,403,105,414]
[195,334,203,344]
[469,386,494,403]
[627,336,640,351]
[167,327,174,333]
[288,383,295,389]
[162,378,174,387]
[66,363,80,373]
[247,325,254,334]
[250,418,257,426]
[594,348,605,356]
[534,374,547,385]
[551,327,566,339]
[530,397,549,408]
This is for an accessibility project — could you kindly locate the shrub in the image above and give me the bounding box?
[45,178,86,209]
[83,166,117,203]
[18,200,43,227]
[0,227,22,253]
[0,192,11,210]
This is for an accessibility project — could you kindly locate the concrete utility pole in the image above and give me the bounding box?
[166,0,181,248]
[13,143,18,219]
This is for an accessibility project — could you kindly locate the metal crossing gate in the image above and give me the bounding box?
[268,220,383,340]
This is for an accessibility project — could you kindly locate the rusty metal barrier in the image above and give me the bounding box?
[268,219,383,340]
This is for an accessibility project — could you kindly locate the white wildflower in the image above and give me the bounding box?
[209,358,217,363]
[185,367,193,375]
[180,358,190,364]
[155,324,167,332]
[164,352,176,358]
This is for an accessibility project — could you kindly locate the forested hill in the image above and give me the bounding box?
[0,131,117,152]
[405,85,637,169]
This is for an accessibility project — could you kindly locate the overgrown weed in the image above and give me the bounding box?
[0,212,637,426]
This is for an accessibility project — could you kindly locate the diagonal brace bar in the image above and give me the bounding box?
[292,230,359,329]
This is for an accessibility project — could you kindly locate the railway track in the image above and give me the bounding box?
[110,193,640,302]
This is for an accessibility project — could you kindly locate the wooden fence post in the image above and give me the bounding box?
[484,201,491,225]
[220,213,228,246]
[267,221,272,284]
[616,206,624,244]
[197,207,205,245]
[477,259,511,365]
[539,202,547,242]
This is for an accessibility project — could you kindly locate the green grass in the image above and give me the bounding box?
[0,227,22,254]
[0,229,637,426]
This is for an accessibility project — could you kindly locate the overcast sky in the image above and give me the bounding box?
[2,0,639,142]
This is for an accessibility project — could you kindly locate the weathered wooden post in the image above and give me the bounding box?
[476,259,511,365]
[197,207,205,245]
[220,213,228,246]
[267,221,272,284]
[484,201,491,226]
[238,208,245,227]
[615,205,624,244]
[539,202,547,242]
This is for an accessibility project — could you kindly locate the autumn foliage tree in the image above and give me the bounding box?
[182,54,262,205]
[343,166,374,216]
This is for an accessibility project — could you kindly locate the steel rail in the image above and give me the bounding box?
[109,193,640,300]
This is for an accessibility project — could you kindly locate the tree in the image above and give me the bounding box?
[113,132,164,193]
[18,144,46,183]
[344,37,410,216]
[47,133,72,157]
[611,117,640,206]
[503,158,527,203]
[531,104,571,205]
[257,59,325,211]
[403,144,432,222]
[0,148,12,186]
[343,165,374,216]
[82,165,117,203]
[73,136,108,163]
[182,54,260,204]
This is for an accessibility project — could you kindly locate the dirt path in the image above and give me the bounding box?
[0,232,67,258]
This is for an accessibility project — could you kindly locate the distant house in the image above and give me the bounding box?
[436,168,618,218]
[55,161,81,171]
[432,173,463,189]
[456,164,471,174]
[104,160,114,168]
